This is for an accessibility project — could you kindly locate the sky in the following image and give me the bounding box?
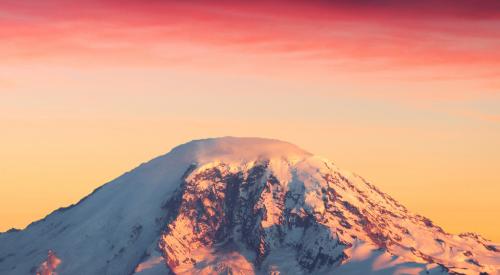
[0,0,499,241]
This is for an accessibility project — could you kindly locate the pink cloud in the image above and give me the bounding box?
[1,0,499,103]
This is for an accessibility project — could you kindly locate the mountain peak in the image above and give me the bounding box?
[1,138,499,275]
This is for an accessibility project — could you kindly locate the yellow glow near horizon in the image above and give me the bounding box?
[2,70,500,242]
[1,1,499,243]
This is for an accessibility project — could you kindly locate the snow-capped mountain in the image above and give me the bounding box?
[0,137,499,275]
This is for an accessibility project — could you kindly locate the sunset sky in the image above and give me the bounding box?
[1,0,499,241]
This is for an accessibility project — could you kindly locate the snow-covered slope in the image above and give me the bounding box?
[0,137,498,275]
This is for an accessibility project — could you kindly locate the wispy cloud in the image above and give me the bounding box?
[1,1,499,105]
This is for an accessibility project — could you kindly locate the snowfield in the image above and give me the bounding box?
[1,137,499,275]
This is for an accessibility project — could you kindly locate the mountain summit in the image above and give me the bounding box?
[1,137,499,275]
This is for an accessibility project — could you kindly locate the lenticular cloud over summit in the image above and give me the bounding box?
[0,137,499,274]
